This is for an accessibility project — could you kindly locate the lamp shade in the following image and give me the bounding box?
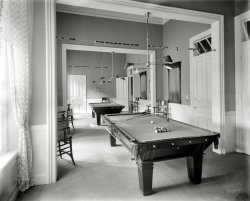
[99,80,105,84]
[107,77,112,83]
[163,64,172,70]
[164,55,173,63]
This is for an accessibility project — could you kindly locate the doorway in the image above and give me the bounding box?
[190,30,212,130]
[67,75,87,113]
[44,0,225,183]
[235,10,250,155]
[61,44,156,113]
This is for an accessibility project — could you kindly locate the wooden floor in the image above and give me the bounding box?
[17,114,250,201]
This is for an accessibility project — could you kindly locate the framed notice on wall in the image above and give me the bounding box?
[168,61,181,104]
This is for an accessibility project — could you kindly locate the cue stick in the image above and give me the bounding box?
[126,112,152,121]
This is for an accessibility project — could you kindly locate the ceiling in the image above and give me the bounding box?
[56,3,169,25]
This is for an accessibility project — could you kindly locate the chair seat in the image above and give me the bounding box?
[57,132,73,142]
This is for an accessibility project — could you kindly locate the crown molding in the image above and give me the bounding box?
[56,4,166,25]
[56,0,221,24]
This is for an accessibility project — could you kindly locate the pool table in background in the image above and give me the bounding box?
[89,102,124,125]
[102,113,220,196]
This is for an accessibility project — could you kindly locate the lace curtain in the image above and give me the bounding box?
[1,0,33,191]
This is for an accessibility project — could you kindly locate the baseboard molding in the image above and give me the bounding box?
[5,186,18,201]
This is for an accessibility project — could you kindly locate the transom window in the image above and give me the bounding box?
[193,36,212,56]
[242,19,250,42]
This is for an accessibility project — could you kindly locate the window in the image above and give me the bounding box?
[168,62,181,104]
[193,36,212,56]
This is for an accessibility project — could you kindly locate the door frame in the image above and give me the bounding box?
[45,0,225,183]
[190,30,212,130]
[190,29,211,107]
[67,74,87,113]
[235,10,250,154]
[60,44,156,112]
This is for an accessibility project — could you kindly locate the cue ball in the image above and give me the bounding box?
[151,120,154,124]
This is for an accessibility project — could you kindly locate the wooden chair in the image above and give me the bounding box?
[57,111,75,165]
[129,100,139,113]
[153,100,170,121]
[67,104,75,131]
[129,97,139,113]
[145,104,151,113]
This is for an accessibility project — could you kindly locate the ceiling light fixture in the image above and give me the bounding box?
[107,51,114,83]
[124,12,177,71]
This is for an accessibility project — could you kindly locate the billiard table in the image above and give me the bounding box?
[88,102,124,125]
[102,113,220,195]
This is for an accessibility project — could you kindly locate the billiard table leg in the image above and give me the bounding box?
[186,154,203,184]
[136,160,154,196]
[109,135,116,147]
[96,114,101,125]
[92,110,95,118]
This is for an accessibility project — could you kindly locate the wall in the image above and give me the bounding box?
[56,12,163,106]
[235,0,250,16]
[132,0,236,111]
[162,20,210,105]
[30,0,47,125]
[30,0,49,185]
[67,50,126,99]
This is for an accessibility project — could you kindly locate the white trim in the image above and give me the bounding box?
[46,0,225,181]
[211,19,225,154]
[45,0,57,183]
[235,10,250,155]
[190,29,211,43]
[61,44,156,111]
[235,13,241,154]
[56,5,166,25]
[235,12,250,155]
[30,124,50,185]
[56,0,221,24]
[62,43,154,54]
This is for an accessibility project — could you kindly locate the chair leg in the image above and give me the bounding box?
[58,141,63,159]
[71,118,75,131]
[69,138,76,165]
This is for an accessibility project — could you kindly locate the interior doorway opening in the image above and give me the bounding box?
[67,74,87,114]
[44,0,225,183]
